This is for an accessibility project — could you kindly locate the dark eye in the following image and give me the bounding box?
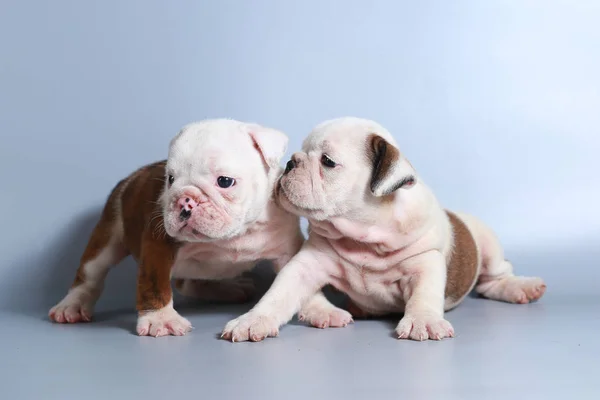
[217,176,236,188]
[168,175,175,186]
[321,154,336,168]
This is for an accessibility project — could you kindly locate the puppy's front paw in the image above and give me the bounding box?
[49,291,95,323]
[396,313,454,341]
[221,312,279,343]
[136,307,192,337]
[298,303,353,329]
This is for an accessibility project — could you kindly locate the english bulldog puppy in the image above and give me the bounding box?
[222,117,546,342]
[49,119,348,336]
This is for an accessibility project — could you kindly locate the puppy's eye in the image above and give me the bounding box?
[217,176,236,188]
[168,175,175,186]
[321,154,336,168]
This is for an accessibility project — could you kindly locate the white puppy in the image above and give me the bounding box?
[222,117,547,342]
[49,119,347,336]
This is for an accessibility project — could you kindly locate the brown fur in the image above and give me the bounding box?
[71,179,128,287]
[443,210,480,310]
[366,134,400,194]
[71,160,179,312]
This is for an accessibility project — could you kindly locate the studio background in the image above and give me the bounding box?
[1,1,598,399]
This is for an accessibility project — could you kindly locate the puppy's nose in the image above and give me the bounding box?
[284,159,296,174]
[177,197,198,221]
[179,208,191,221]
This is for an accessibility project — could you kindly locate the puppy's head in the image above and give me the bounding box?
[277,117,415,220]
[162,119,288,242]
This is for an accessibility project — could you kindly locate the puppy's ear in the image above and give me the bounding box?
[247,124,289,169]
[368,134,416,197]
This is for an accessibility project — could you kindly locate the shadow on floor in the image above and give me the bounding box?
[6,206,598,338]
[2,208,116,313]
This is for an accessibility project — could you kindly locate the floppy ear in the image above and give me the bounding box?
[247,124,289,169]
[368,134,416,197]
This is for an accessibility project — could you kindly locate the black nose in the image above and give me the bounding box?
[179,208,192,221]
[284,159,296,174]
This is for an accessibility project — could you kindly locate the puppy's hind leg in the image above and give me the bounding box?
[50,193,129,323]
[457,213,546,304]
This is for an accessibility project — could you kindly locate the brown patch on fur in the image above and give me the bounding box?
[444,210,479,309]
[69,160,179,312]
[119,161,168,258]
[117,160,180,311]
[71,178,129,287]
[366,134,400,194]
[135,227,177,311]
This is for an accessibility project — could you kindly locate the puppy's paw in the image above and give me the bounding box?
[396,313,454,341]
[479,276,546,304]
[508,277,546,304]
[174,276,256,303]
[221,312,279,343]
[298,303,353,329]
[49,292,95,323]
[136,307,192,337]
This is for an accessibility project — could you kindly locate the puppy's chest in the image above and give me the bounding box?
[171,243,257,279]
[331,259,414,313]
[327,240,430,313]
[170,230,285,279]
[328,235,426,271]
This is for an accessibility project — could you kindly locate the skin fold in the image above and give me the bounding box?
[222,117,546,342]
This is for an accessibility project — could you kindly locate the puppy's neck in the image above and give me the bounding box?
[318,181,439,251]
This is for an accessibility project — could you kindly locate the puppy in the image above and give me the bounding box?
[49,119,347,336]
[222,117,546,342]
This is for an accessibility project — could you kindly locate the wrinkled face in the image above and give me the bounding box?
[277,117,415,221]
[162,119,287,242]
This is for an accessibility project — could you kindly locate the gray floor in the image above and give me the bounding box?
[2,244,599,400]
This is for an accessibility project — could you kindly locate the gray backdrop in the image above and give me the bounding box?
[1,1,599,399]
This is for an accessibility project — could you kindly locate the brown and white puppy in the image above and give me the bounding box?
[222,117,547,342]
[49,119,349,336]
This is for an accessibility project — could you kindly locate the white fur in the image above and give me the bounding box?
[162,119,285,241]
[50,119,345,336]
[136,299,193,337]
[222,117,546,342]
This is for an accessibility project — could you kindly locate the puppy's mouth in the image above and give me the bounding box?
[177,222,211,241]
[277,182,323,213]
